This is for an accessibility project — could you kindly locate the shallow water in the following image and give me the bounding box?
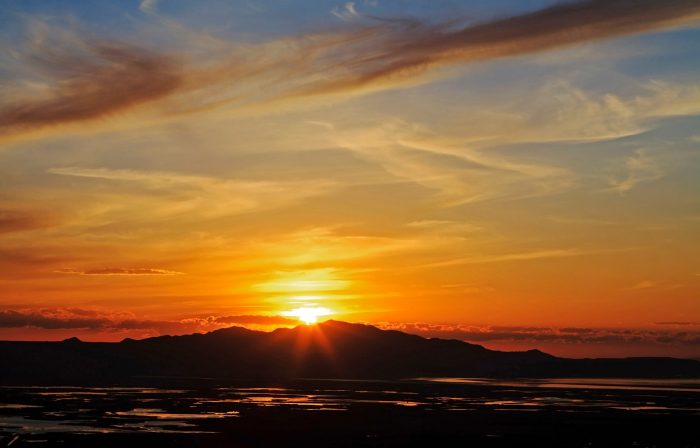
[1,378,698,436]
[418,377,700,392]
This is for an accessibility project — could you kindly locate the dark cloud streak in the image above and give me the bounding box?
[0,43,182,135]
[0,310,112,330]
[379,322,700,347]
[0,209,56,233]
[0,309,296,334]
[294,0,700,94]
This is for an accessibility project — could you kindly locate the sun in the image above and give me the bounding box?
[283,306,332,325]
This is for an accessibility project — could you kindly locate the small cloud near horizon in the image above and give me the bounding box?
[55,268,183,276]
[0,308,297,335]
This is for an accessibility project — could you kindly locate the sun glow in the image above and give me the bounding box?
[283,306,332,325]
[254,269,351,293]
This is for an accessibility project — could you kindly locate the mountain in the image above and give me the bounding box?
[1,320,698,384]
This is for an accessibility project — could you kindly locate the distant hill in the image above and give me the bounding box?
[1,320,699,384]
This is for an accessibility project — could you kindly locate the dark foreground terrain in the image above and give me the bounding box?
[2,322,699,446]
[1,378,699,447]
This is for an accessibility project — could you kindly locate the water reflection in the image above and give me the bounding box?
[418,377,700,393]
[113,408,239,419]
[1,378,698,436]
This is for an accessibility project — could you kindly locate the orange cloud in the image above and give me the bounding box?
[0,209,57,234]
[0,308,296,334]
[55,268,183,276]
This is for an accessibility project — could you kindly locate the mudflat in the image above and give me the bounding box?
[1,378,698,447]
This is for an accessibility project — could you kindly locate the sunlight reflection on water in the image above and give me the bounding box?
[1,378,698,435]
[416,377,700,393]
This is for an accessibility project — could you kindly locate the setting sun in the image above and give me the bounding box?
[283,307,332,325]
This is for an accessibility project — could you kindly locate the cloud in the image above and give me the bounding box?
[547,216,617,226]
[0,209,56,234]
[609,149,664,194]
[47,166,336,219]
[378,321,700,346]
[213,315,297,325]
[420,247,635,268]
[253,267,354,293]
[0,38,182,136]
[0,308,297,334]
[139,0,159,14]
[630,280,656,290]
[0,309,112,330]
[390,80,700,149]
[624,280,683,291]
[0,249,74,268]
[439,283,495,294]
[406,220,482,234]
[331,120,573,205]
[3,0,700,138]
[655,321,699,326]
[332,2,361,22]
[253,226,416,266]
[292,0,700,96]
[55,268,182,276]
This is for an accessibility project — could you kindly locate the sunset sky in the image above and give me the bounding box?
[1,0,699,358]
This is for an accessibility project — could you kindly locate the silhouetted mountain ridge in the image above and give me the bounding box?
[1,320,698,385]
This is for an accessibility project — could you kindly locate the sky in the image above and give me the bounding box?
[1,0,699,358]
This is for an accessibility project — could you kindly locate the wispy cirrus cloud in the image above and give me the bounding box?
[406,220,482,234]
[420,247,639,268]
[295,0,700,97]
[139,0,159,14]
[331,120,573,205]
[307,77,700,205]
[2,0,700,139]
[48,166,336,219]
[55,268,182,276]
[0,39,182,137]
[486,80,700,145]
[252,226,417,267]
[609,149,664,194]
[331,2,361,22]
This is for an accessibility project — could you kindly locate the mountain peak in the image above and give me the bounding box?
[62,336,82,343]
